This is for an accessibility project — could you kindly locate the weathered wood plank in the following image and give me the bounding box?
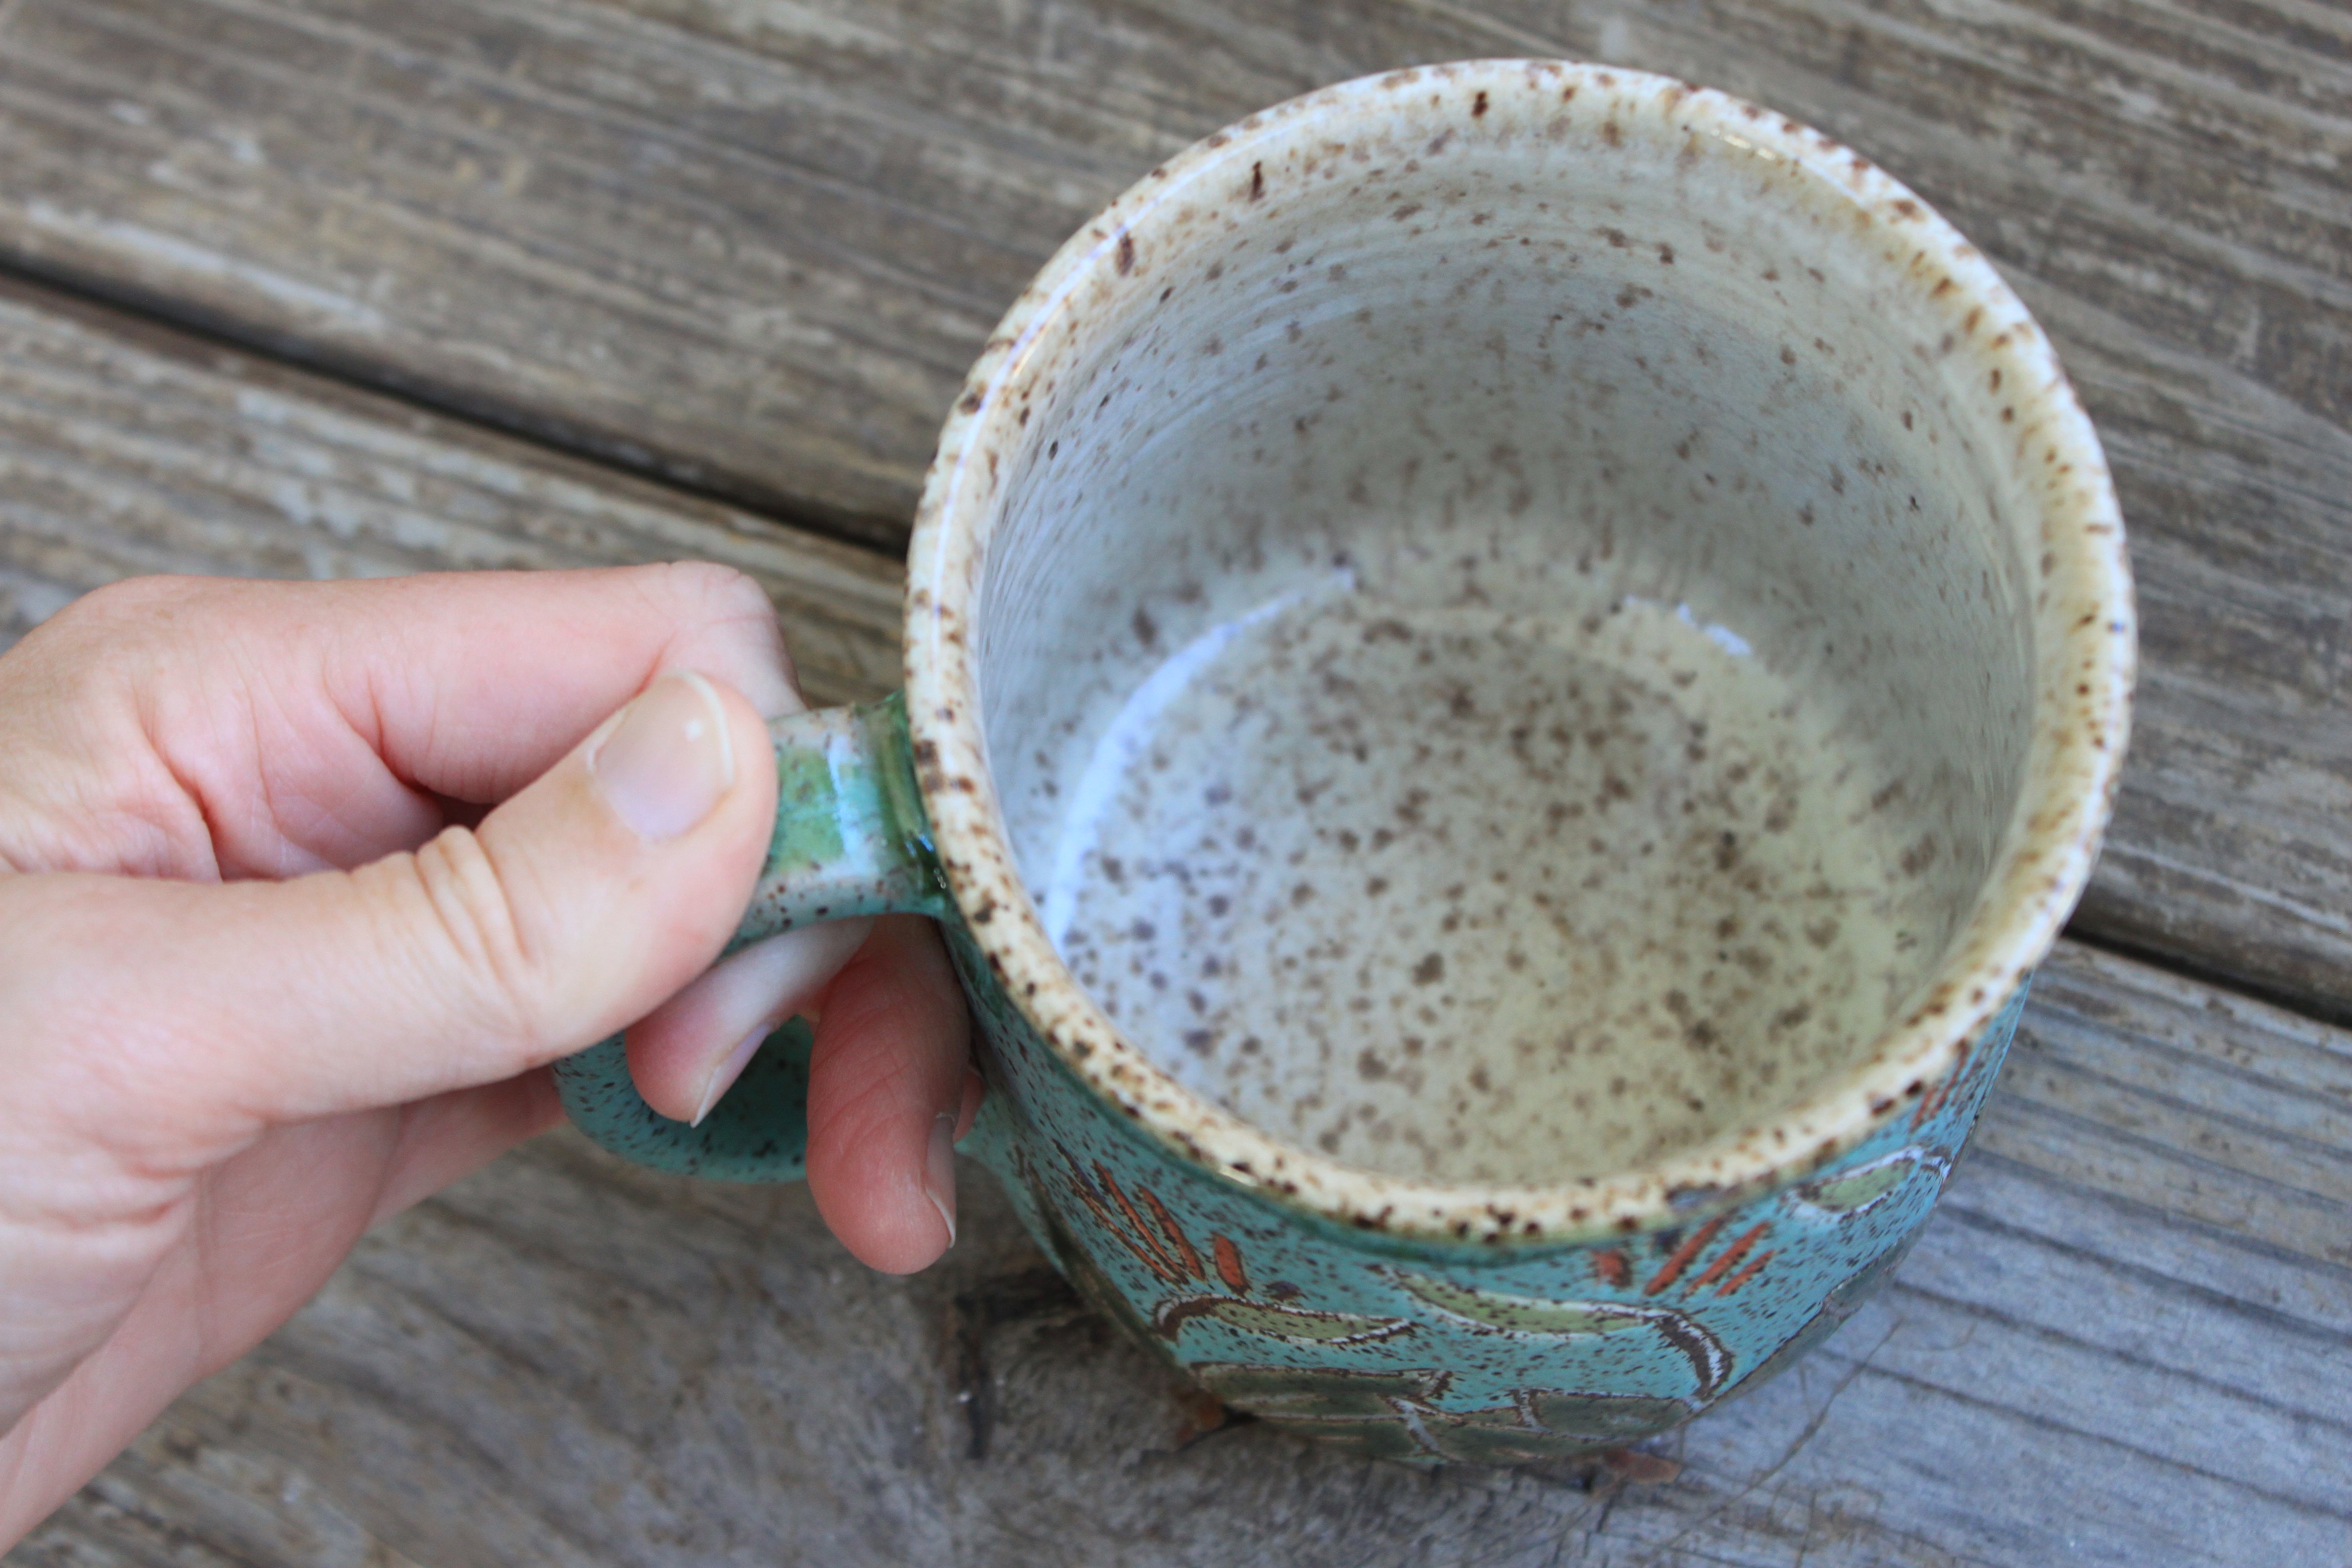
[12,940,2349,1568]
[0,273,901,700]
[0,0,2345,1020]
[0,25,2347,1562]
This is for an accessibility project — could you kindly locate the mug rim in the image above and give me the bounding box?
[902,58,2136,1246]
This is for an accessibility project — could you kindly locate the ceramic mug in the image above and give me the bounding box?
[556,59,2133,1463]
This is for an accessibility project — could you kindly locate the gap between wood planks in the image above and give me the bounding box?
[0,244,2338,1042]
[0,243,909,554]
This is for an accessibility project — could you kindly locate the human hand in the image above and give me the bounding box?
[0,566,974,1542]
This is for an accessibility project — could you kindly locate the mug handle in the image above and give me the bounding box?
[551,690,952,1180]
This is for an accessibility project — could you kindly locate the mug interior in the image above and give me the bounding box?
[912,64,2128,1224]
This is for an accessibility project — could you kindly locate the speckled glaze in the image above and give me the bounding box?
[558,60,2134,1461]
[1046,588,1932,1185]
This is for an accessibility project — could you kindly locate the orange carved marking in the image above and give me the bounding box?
[1139,1186,1204,1278]
[1714,1249,1776,1297]
[1686,1223,1771,1293]
[1212,1233,1250,1295]
[1062,1153,1181,1284]
[1593,1248,1630,1287]
[1096,1163,1183,1281]
[1642,1216,1726,1295]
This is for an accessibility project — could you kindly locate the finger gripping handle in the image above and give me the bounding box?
[553,691,946,1181]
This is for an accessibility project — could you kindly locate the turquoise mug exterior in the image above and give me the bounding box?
[556,62,2133,1463]
[555,691,2033,1462]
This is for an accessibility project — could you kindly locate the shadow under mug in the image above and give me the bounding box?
[556,60,2133,1464]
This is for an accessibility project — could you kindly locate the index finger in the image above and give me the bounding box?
[312,563,805,800]
[5,563,801,876]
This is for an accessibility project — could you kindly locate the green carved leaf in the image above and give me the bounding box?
[1427,1421,1608,1466]
[1804,1162,1904,1212]
[1264,1417,1432,1463]
[1524,1390,1694,1439]
[1155,1295,1414,1346]
[1791,1148,1946,1218]
[1389,1273,1663,1336]
[1193,1363,1442,1418]
[1385,1271,1730,1399]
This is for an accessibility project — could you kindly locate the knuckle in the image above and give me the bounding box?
[26,576,211,666]
[14,578,277,726]
[65,574,212,622]
[667,561,775,624]
[655,562,798,701]
[402,825,551,1046]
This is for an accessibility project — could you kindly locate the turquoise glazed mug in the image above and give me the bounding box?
[557,60,2134,1463]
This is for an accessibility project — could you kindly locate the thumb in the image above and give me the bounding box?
[9,672,780,1140]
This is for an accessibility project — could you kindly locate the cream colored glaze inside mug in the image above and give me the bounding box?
[906,60,2134,1240]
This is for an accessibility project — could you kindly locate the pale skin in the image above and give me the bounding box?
[0,565,975,1545]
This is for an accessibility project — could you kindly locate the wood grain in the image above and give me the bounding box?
[0,11,2345,1563]
[0,273,900,702]
[11,939,2347,1568]
[0,0,2345,1019]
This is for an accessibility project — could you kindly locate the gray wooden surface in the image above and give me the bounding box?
[0,274,901,705]
[0,1,2347,1563]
